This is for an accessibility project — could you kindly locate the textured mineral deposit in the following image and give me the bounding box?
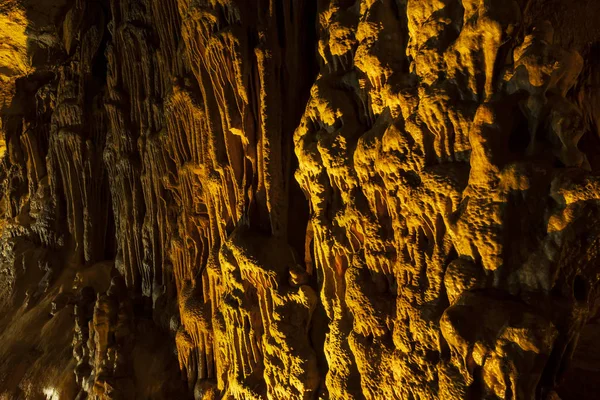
[0,0,599,399]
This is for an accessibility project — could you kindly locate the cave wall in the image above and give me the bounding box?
[1,0,600,399]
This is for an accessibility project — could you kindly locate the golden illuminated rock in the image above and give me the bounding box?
[1,0,600,399]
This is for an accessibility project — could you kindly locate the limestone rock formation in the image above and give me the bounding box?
[1,0,600,399]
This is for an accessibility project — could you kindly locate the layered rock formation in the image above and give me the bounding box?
[1,0,600,399]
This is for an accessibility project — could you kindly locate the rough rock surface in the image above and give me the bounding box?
[1,0,600,399]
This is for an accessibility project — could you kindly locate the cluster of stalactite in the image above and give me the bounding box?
[1,0,600,399]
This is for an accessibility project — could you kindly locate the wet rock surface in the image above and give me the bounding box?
[1,0,600,399]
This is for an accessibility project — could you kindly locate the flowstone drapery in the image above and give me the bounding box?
[1,0,600,399]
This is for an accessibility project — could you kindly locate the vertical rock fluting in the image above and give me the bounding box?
[1,0,600,399]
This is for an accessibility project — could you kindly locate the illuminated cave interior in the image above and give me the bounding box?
[1,0,600,399]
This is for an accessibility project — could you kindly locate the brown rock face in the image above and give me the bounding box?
[1,0,600,399]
